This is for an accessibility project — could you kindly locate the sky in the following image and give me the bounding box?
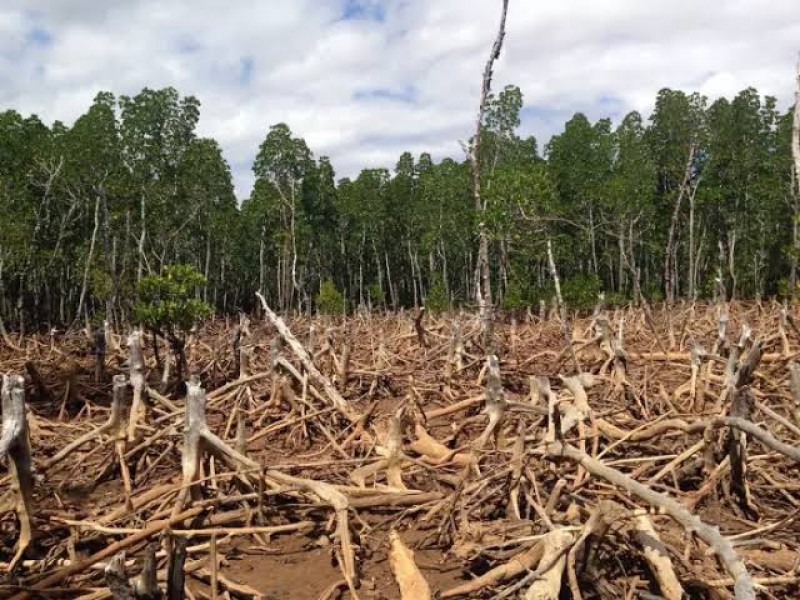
[1,0,798,199]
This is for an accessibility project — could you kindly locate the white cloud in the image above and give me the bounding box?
[1,0,797,198]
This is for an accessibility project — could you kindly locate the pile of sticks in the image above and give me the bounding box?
[1,297,799,599]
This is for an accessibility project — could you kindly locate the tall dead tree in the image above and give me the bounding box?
[469,0,509,347]
[790,58,800,293]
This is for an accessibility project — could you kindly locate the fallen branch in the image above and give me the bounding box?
[389,530,431,600]
[255,291,357,422]
[544,441,755,600]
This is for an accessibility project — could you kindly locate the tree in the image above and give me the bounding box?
[647,89,707,302]
[468,0,510,347]
[252,123,313,312]
[133,264,212,382]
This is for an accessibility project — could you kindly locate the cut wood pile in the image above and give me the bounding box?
[1,297,799,599]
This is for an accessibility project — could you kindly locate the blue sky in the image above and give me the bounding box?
[1,0,798,198]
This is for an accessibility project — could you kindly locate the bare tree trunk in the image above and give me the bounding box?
[588,204,598,276]
[137,194,146,281]
[688,184,696,298]
[728,228,737,300]
[664,144,696,304]
[618,221,626,295]
[794,58,800,200]
[469,0,509,347]
[74,195,101,328]
[408,238,418,308]
[792,59,800,297]
[203,229,211,303]
[385,251,397,310]
[259,222,267,297]
[792,182,799,295]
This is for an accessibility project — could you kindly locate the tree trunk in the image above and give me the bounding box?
[618,221,626,295]
[137,193,146,281]
[792,59,800,297]
[74,195,101,328]
[664,144,696,304]
[688,184,696,298]
[793,58,800,202]
[469,0,509,346]
[589,204,598,276]
[259,222,267,297]
[203,229,211,303]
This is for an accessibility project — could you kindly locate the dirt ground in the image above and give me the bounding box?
[1,300,799,599]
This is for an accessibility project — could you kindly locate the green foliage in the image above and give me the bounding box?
[603,292,628,308]
[316,279,345,315]
[425,277,449,313]
[133,264,212,337]
[88,267,114,302]
[501,279,529,311]
[643,284,664,303]
[0,78,795,328]
[562,274,602,311]
[367,283,383,307]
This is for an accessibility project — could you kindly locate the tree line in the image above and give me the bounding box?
[0,83,796,330]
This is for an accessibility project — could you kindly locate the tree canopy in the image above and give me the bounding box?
[0,82,796,328]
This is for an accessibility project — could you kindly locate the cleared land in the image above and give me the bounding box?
[1,300,799,599]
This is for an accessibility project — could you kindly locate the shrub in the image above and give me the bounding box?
[604,291,628,308]
[316,279,346,315]
[425,276,449,313]
[134,264,212,381]
[562,274,601,311]
[367,283,383,308]
[501,279,529,311]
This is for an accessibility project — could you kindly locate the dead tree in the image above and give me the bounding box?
[726,341,762,520]
[476,355,506,449]
[173,378,261,518]
[413,307,427,348]
[789,361,800,427]
[792,57,800,290]
[0,374,34,570]
[255,291,356,422]
[469,0,509,348]
[127,329,145,442]
[42,375,134,507]
[232,313,251,379]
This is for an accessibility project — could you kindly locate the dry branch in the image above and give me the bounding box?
[634,515,683,600]
[545,441,755,600]
[255,291,356,421]
[389,530,431,600]
[523,528,573,600]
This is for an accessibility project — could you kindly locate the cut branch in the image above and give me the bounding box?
[545,441,755,600]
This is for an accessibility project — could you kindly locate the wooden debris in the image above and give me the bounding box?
[389,530,431,600]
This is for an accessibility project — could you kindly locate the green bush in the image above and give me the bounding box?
[133,264,212,381]
[643,283,664,303]
[133,264,212,335]
[501,279,529,311]
[425,276,449,313]
[316,279,346,314]
[89,267,114,302]
[562,274,601,311]
[367,283,383,307]
[604,291,628,308]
